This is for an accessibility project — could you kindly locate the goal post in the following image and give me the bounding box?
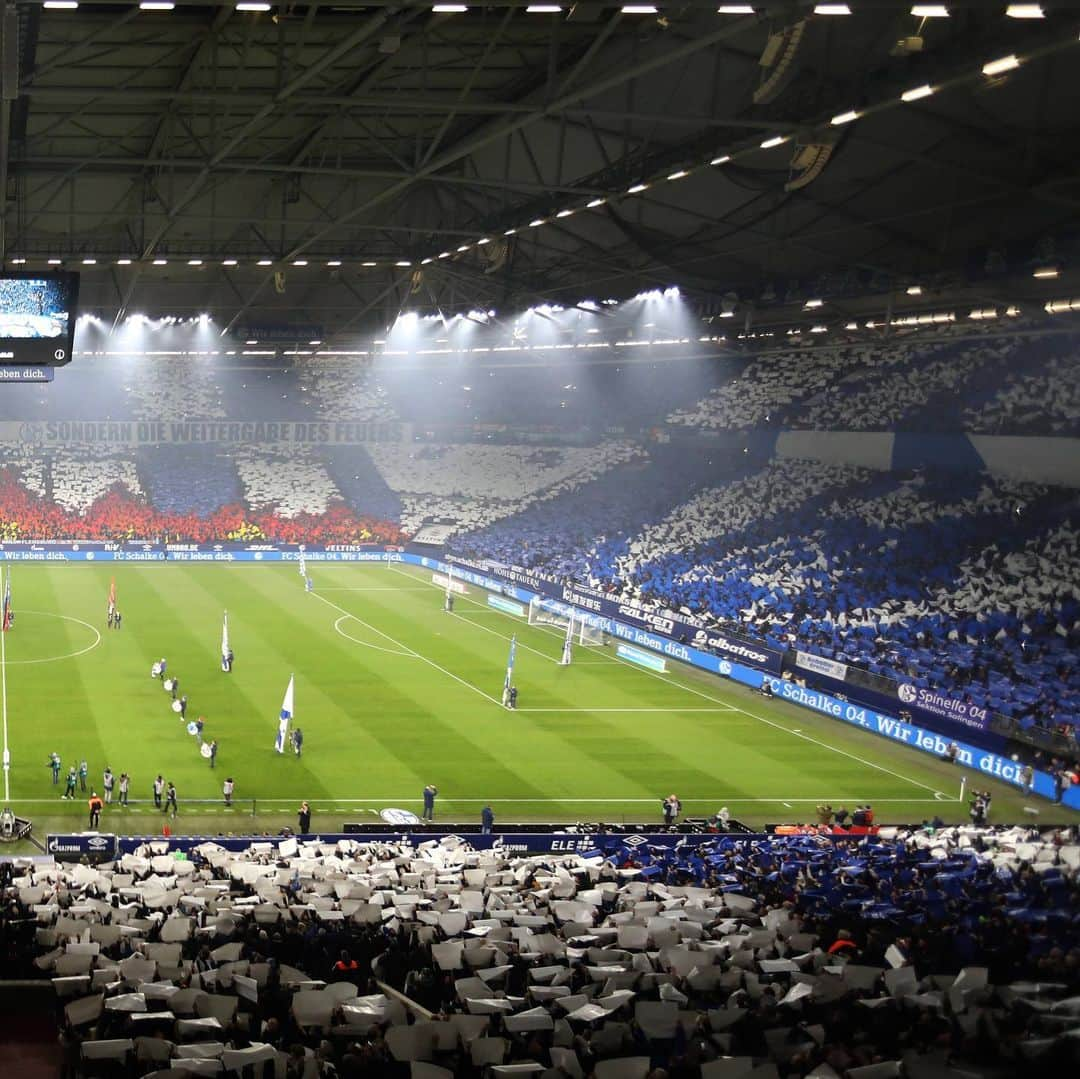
[528,596,568,629]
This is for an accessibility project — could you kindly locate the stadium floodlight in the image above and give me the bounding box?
[830,109,860,125]
[901,84,935,102]
[116,258,132,265]
[235,3,271,11]
[667,169,690,180]
[48,258,62,265]
[82,257,97,264]
[627,182,649,194]
[326,259,341,266]
[1005,4,1043,17]
[152,258,167,265]
[188,258,203,265]
[139,2,176,10]
[717,5,755,12]
[257,258,273,266]
[525,4,562,10]
[456,244,471,252]
[503,228,517,235]
[43,1,79,8]
[814,3,851,13]
[292,259,308,266]
[395,260,412,266]
[760,135,787,148]
[906,284,922,295]
[804,298,823,308]
[586,198,606,208]
[477,237,490,244]
[556,209,574,218]
[1033,266,1059,279]
[983,55,1019,77]
[711,154,731,165]
[910,4,948,14]
[10,257,25,264]
[222,258,238,266]
[529,218,546,227]
[363,260,379,266]
[431,4,467,10]
[620,6,658,13]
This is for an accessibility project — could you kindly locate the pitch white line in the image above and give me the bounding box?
[311,589,505,708]
[517,708,731,713]
[333,615,416,657]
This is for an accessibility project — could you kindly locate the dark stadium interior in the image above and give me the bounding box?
[0,2,1078,1077]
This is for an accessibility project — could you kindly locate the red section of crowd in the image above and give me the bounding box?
[0,470,407,546]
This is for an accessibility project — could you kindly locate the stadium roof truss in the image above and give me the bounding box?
[2,0,1080,336]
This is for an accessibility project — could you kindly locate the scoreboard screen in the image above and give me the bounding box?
[0,272,80,367]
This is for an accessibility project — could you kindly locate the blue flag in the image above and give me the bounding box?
[274,675,295,753]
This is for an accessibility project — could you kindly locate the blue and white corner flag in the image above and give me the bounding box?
[220,611,230,672]
[502,635,516,704]
[274,675,295,753]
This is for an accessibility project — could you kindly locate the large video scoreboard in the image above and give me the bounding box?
[0,272,80,378]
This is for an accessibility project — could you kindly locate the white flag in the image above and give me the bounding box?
[274,675,294,753]
[221,611,230,671]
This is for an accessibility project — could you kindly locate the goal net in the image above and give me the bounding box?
[528,597,605,647]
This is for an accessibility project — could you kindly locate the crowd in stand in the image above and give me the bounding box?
[457,459,1080,731]
[2,825,1077,1077]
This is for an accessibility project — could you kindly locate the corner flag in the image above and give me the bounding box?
[502,635,516,704]
[108,576,117,616]
[274,675,294,753]
[1,566,10,632]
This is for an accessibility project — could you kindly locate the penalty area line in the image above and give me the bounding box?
[311,589,505,708]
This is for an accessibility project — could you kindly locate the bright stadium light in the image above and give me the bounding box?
[48,258,62,265]
[717,5,755,12]
[586,198,606,208]
[711,155,731,165]
[116,258,132,265]
[901,84,935,102]
[1006,4,1044,17]
[292,259,308,266]
[257,258,273,266]
[667,169,690,180]
[222,258,238,266]
[910,4,948,14]
[983,55,1020,77]
[235,3,271,11]
[814,3,851,13]
[43,1,79,8]
[830,109,860,125]
[525,4,562,10]
[760,135,787,149]
[139,2,176,10]
[627,182,649,194]
[152,258,168,265]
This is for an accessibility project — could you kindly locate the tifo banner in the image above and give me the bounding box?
[1,419,408,446]
[895,682,989,733]
[449,556,785,674]
[795,650,849,681]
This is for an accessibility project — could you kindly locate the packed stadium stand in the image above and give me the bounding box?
[4,828,1077,1077]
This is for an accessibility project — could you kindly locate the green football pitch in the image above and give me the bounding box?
[0,559,1069,841]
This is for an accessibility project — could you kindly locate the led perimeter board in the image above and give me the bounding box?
[0,273,80,366]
